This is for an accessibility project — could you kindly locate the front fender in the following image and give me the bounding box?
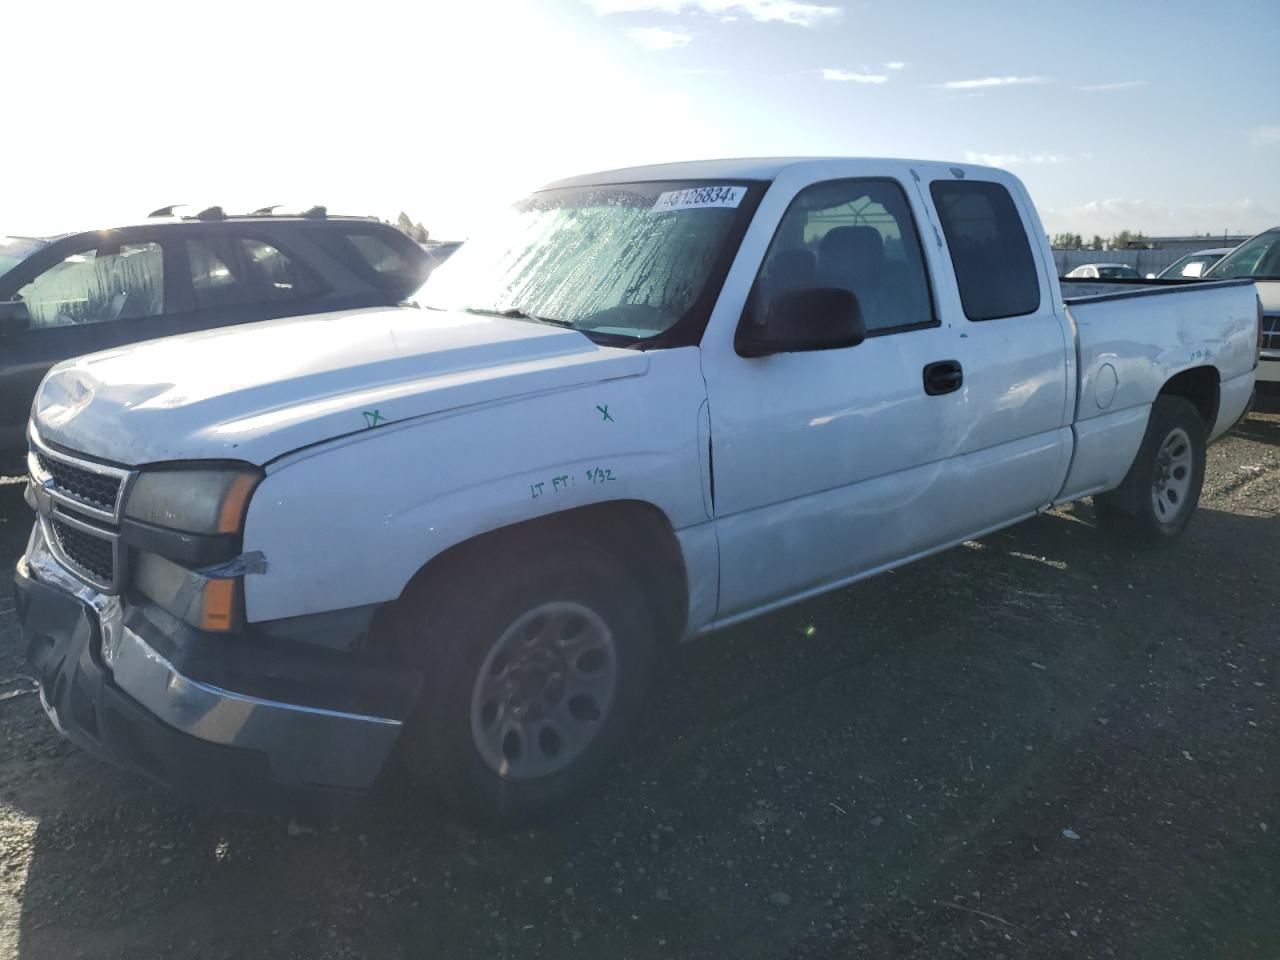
[240,348,709,622]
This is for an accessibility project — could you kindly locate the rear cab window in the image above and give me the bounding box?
[930,180,1041,321]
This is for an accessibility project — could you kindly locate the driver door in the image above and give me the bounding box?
[702,177,966,617]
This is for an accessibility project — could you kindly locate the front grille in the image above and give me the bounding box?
[49,517,116,588]
[36,451,122,514]
[1263,314,1280,353]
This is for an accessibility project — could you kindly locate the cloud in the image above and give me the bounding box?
[884,61,906,70]
[582,0,840,28]
[627,26,693,49]
[1249,125,1280,146]
[964,151,1071,166]
[822,68,888,84]
[1072,80,1149,92]
[940,75,1049,89]
[1040,197,1279,237]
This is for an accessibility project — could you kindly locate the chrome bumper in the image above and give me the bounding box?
[20,528,403,791]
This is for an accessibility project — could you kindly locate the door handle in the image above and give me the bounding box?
[923,359,963,396]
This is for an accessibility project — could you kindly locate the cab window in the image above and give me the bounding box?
[930,180,1041,321]
[748,178,935,335]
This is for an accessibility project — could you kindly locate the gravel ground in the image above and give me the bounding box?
[0,399,1276,960]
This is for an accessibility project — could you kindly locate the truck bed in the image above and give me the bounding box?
[1058,276,1253,302]
[1052,276,1259,503]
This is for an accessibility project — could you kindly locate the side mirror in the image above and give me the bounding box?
[0,301,30,336]
[737,287,866,358]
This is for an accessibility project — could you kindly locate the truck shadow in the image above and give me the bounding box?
[1231,405,1280,446]
[4,491,1278,958]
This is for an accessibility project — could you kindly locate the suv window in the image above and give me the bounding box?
[930,180,1041,321]
[748,178,935,335]
[308,228,424,293]
[186,236,322,310]
[17,242,165,328]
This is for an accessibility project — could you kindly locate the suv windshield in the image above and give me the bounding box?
[412,180,760,345]
[1205,229,1280,280]
[0,235,47,278]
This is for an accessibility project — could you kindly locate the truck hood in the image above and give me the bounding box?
[33,307,647,465]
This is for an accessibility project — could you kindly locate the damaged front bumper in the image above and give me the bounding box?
[14,523,415,806]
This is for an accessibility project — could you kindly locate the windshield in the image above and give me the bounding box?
[1206,229,1280,279]
[0,235,46,278]
[1097,265,1139,279]
[411,180,760,344]
[1157,253,1215,279]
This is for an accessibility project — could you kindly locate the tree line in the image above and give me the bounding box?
[1050,231,1148,251]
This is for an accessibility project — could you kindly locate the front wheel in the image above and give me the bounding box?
[1093,395,1206,544]
[395,536,657,824]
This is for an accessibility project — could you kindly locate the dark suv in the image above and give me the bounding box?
[0,209,446,462]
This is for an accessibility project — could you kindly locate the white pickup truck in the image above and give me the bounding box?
[14,158,1261,821]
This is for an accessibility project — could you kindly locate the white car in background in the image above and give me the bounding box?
[1065,262,1142,280]
[1153,247,1234,280]
[1205,227,1280,386]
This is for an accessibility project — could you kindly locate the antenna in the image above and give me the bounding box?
[194,206,226,221]
[301,205,328,219]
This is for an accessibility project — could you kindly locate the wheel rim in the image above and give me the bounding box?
[1151,425,1194,524]
[469,601,617,781]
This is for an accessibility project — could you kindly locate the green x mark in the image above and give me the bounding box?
[596,404,614,422]
[363,409,386,428]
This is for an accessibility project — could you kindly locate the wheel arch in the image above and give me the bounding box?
[1158,365,1219,432]
[379,499,690,656]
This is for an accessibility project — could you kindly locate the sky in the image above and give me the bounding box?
[6,0,1278,241]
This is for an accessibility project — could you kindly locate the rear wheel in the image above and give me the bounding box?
[396,536,656,824]
[1093,395,1206,544]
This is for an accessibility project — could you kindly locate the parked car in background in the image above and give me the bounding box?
[14,156,1259,823]
[0,210,435,463]
[1205,226,1280,387]
[1152,247,1234,280]
[1065,262,1142,280]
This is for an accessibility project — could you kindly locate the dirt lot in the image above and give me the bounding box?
[0,401,1276,960]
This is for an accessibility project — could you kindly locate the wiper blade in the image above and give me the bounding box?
[462,305,570,326]
[460,306,642,347]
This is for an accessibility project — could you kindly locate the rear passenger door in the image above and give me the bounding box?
[180,232,329,334]
[927,176,1073,515]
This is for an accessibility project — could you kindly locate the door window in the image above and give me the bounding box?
[929,180,1041,321]
[186,236,322,310]
[748,178,935,335]
[17,243,165,328]
[308,229,424,292]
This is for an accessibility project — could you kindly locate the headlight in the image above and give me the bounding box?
[124,466,260,535]
[123,464,261,632]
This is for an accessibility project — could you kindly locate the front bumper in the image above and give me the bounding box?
[1258,354,1280,385]
[14,525,411,806]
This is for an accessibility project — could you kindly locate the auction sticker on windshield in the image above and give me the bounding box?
[651,186,746,213]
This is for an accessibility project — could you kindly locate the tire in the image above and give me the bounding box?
[1093,395,1206,545]
[395,534,656,825]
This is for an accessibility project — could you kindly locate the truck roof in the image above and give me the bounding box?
[542,156,1004,190]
